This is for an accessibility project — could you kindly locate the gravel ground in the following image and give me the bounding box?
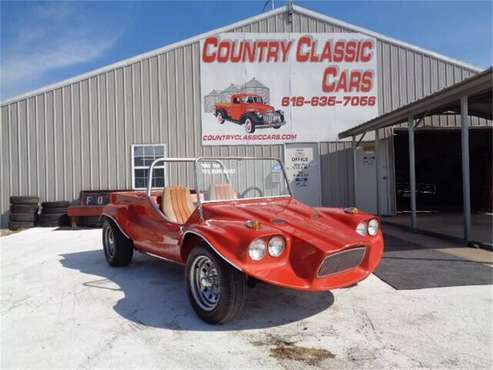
[1,227,492,369]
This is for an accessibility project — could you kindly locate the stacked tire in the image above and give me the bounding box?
[39,201,70,227]
[9,196,39,230]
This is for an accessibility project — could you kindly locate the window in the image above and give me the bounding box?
[244,96,262,104]
[132,144,166,189]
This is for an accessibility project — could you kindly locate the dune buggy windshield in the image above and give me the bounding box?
[196,158,291,202]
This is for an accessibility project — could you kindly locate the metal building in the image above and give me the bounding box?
[0,4,486,228]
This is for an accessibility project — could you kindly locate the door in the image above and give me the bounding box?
[377,137,394,216]
[354,141,392,215]
[284,143,322,206]
[129,200,183,260]
[230,96,242,120]
[355,144,377,214]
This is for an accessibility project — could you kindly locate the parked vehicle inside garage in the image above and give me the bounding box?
[101,157,384,323]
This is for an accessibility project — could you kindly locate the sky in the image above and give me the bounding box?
[1,0,492,101]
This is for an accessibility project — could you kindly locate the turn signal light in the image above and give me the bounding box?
[344,207,359,214]
[245,220,261,230]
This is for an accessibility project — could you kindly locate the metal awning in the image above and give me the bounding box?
[338,66,492,246]
[338,67,492,139]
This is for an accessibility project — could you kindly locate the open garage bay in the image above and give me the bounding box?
[393,127,493,246]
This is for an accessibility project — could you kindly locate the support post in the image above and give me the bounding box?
[375,129,381,216]
[460,96,471,241]
[408,116,417,229]
[352,135,358,207]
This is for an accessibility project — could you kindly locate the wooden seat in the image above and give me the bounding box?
[161,186,195,224]
[209,183,237,201]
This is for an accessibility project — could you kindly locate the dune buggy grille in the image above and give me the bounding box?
[318,247,366,277]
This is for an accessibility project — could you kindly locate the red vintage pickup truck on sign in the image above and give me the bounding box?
[214,93,285,133]
[100,157,384,324]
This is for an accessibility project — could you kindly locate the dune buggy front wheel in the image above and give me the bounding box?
[186,246,247,324]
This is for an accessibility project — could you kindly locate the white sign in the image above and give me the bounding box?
[200,33,378,146]
[284,143,322,206]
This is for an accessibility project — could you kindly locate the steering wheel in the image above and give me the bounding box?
[240,187,264,198]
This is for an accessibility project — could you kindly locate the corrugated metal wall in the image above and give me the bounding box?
[0,8,485,227]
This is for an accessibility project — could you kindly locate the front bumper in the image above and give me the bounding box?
[242,234,384,292]
[255,111,286,129]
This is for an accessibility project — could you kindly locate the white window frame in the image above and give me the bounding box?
[131,144,167,190]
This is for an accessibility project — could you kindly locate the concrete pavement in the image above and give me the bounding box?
[1,227,492,369]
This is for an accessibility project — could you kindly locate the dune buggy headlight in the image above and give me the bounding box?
[368,219,379,236]
[268,236,285,257]
[356,222,368,236]
[255,112,263,118]
[248,238,266,261]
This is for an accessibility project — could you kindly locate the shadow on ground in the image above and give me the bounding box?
[60,250,334,330]
[374,234,493,290]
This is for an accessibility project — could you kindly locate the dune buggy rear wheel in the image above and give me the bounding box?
[186,246,247,324]
[102,219,133,267]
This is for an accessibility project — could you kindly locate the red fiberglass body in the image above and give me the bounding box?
[103,191,384,291]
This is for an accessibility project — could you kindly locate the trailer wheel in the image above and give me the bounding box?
[186,245,247,324]
[243,117,255,134]
[102,219,133,267]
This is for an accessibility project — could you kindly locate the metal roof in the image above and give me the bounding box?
[242,78,268,88]
[1,4,483,106]
[339,67,493,139]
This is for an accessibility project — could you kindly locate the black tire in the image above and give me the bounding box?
[41,201,70,208]
[215,110,226,124]
[276,110,285,123]
[38,213,69,227]
[10,196,39,205]
[186,245,247,324]
[9,213,37,222]
[41,206,68,214]
[243,116,255,134]
[9,221,34,230]
[273,125,281,129]
[102,219,133,267]
[10,204,38,214]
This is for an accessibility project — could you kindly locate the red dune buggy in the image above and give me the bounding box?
[101,157,383,324]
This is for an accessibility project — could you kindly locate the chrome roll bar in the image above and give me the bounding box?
[145,156,293,203]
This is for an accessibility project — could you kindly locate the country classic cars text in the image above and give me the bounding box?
[201,35,375,93]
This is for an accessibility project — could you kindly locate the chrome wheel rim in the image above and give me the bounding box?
[104,226,115,258]
[190,255,220,311]
[245,119,252,133]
